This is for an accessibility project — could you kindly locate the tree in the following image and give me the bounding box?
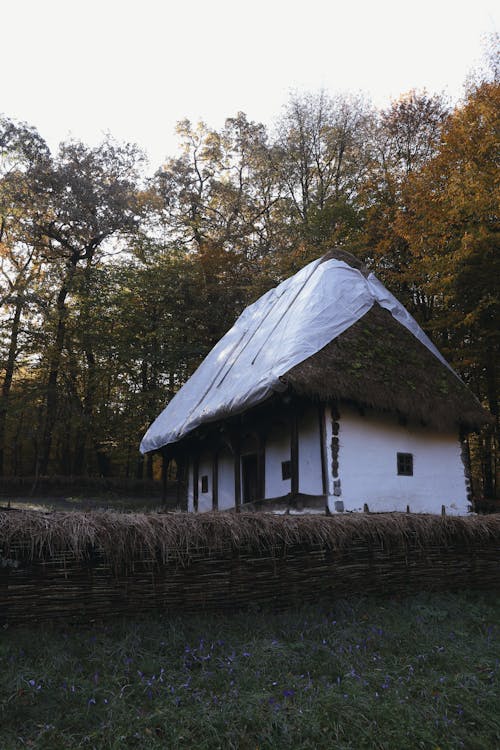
[359,90,449,314]
[9,138,145,477]
[108,246,210,478]
[270,90,373,271]
[0,118,50,475]
[152,114,277,344]
[400,80,500,498]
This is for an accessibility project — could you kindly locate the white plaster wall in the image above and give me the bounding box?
[218,447,235,510]
[187,459,194,512]
[186,453,213,512]
[198,452,213,512]
[328,405,469,515]
[264,409,324,499]
[298,406,323,495]
[265,425,291,498]
[324,405,334,496]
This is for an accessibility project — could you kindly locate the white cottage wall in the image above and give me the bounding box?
[186,454,213,511]
[198,453,213,512]
[187,460,194,512]
[330,406,469,515]
[298,407,324,496]
[265,425,291,498]
[218,446,235,510]
[264,408,324,499]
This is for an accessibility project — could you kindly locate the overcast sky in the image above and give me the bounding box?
[1,0,498,169]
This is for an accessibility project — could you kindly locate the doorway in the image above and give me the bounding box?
[242,453,259,503]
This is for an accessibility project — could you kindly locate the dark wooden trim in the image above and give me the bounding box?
[176,454,188,510]
[459,428,473,505]
[290,409,299,497]
[330,402,340,481]
[233,434,241,512]
[193,453,199,512]
[161,450,169,507]
[257,429,266,500]
[318,403,328,496]
[212,451,219,511]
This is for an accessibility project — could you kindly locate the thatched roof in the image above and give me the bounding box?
[283,301,488,432]
[141,249,489,451]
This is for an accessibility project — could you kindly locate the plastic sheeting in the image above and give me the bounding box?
[140,258,454,453]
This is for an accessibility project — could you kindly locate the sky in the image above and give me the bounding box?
[1,0,498,170]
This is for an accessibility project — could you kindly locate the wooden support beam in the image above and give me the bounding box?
[257,429,266,500]
[161,450,169,507]
[233,434,241,512]
[193,453,199,512]
[290,409,299,497]
[176,454,187,510]
[212,451,219,511]
[318,404,328,497]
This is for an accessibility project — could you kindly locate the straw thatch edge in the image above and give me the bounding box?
[2,510,499,571]
[283,302,489,432]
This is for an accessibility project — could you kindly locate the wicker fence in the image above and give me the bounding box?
[1,510,499,625]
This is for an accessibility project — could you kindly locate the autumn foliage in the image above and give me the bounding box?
[0,52,498,499]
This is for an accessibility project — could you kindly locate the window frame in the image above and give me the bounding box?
[281,460,292,481]
[397,452,413,476]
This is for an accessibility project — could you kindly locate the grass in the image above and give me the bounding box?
[1,494,164,513]
[1,592,499,750]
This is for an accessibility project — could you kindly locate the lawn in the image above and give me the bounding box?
[1,591,499,750]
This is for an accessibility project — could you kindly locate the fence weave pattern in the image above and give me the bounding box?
[1,511,499,625]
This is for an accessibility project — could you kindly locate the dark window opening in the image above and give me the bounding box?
[168,459,178,481]
[281,460,291,480]
[397,452,413,476]
[201,475,209,493]
[242,453,259,503]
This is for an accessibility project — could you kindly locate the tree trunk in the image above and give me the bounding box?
[482,352,498,499]
[37,258,77,477]
[0,295,24,475]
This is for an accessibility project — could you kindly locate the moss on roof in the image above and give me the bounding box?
[283,303,489,432]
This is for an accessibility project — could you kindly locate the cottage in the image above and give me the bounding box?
[140,250,488,515]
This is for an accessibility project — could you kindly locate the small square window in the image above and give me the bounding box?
[281,460,291,480]
[397,452,413,476]
[201,475,209,493]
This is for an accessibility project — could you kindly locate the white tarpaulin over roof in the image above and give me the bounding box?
[140,258,452,453]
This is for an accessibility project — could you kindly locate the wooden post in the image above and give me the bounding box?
[175,453,187,510]
[257,429,266,500]
[318,403,328,497]
[161,450,169,507]
[290,409,299,497]
[212,451,219,511]
[233,434,241,512]
[176,454,184,510]
[193,452,199,512]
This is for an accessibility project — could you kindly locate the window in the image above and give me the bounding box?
[281,460,291,480]
[201,475,209,493]
[397,452,413,476]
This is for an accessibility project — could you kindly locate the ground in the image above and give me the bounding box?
[1,592,499,749]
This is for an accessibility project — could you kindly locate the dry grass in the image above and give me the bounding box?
[2,510,499,627]
[1,509,499,569]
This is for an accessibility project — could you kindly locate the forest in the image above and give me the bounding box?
[0,47,498,500]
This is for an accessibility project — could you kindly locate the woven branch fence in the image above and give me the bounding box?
[1,510,499,625]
